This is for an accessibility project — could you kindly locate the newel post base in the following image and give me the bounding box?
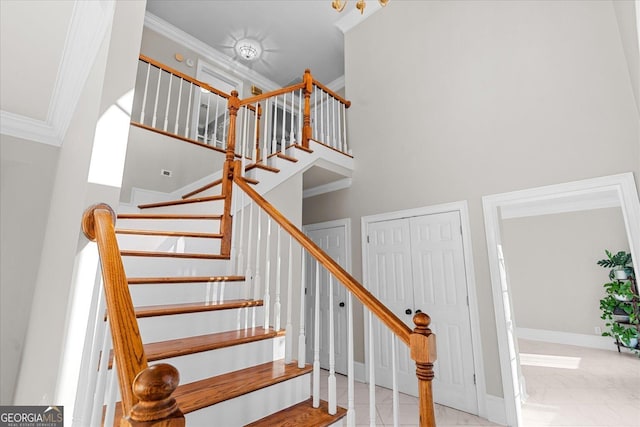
[121,364,185,427]
[410,313,437,427]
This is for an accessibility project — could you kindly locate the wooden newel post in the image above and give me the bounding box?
[123,364,185,427]
[410,312,437,427]
[220,90,240,256]
[302,69,313,149]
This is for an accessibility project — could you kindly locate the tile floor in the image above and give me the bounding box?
[320,339,640,426]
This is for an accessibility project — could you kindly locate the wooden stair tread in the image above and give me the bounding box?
[117,213,222,220]
[128,275,245,285]
[182,178,223,199]
[245,398,347,427]
[111,360,311,425]
[115,228,222,239]
[144,327,284,362]
[244,176,259,185]
[245,162,280,173]
[120,250,228,259]
[138,195,224,209]
[289,143,313,153]
[135,299,263,318]
[268,152,298,163]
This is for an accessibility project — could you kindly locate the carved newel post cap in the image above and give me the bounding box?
[413,312,431,330]
[130,364,182,422]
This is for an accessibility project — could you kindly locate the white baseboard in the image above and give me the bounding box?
[485,394,507,426]
[517,327,615,351]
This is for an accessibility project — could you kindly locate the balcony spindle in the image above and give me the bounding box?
[262,98,270,161]
[272,95,279,155]
[151,68,161,128]
[163,74,172,132]
[184,83,193,139]
[281,91,287,153]
[173,78,183,134]
[289,92,295,149]
[140,61,151,124]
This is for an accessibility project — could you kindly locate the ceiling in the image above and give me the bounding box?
[145,0,356,88]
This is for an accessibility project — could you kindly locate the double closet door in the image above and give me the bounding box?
[364,211,478,414]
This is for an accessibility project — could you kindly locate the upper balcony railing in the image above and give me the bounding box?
[131,55,351,162]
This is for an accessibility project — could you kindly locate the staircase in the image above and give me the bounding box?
[82,58,437,427]
[104,148,348,426]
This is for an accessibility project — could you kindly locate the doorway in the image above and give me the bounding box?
[361,201,486,416]
[303,219,351,374]
[482,172,640,427]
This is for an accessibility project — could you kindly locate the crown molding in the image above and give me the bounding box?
[0,0,115,147]
[303,177,352,199]
[144,12,280,93]
[326,75,345,92]
[334,1,383,34]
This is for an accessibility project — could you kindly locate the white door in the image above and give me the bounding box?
[365,211,478,414]
[304,221,350,374]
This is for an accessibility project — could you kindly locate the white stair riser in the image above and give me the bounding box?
[116,218,221,233]
[185,372,310,426]
[130,281,246,306]
[122,257,231,277]
[138,307,264,342]
[151,336,286,384]
[116,234,222,253]
[139,199,224,214]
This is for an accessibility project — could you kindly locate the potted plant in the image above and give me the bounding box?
[597,250,634,280]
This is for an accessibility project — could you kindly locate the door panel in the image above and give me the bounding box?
[364,211,478,414]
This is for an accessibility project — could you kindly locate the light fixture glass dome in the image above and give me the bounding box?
[235,39,262,61]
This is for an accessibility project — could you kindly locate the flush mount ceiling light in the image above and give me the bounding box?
[235,39,262,61]
[332,0,389,14]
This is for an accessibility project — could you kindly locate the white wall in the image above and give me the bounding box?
[11,1,146,412]
[303,0,639,400]
[501,208,630,336]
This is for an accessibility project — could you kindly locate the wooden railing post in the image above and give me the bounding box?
[221,90,240,257]
[302,69,313,149]
[410,313,437,427]
[82,204,184,426]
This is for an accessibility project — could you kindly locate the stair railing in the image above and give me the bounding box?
[82,204,185,427]
[230,165,437,427]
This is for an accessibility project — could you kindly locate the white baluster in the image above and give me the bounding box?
[341,102,348,154]
[313,87,318,140]
[236,187,245,276]
[252,102,260,164]
[285,235,294,363]
[184,83,193,138]
[320,89,325,143]
[328,274,337,415]
[298,249,307,368]
[243,200,255,329]
[241,106,249,162]
[90,319,111,425]
[347,293,355,426]
[222,102,228,151]
[272,95,279,155]
[332,96,337,148]
[313,260,321,408]
[368,311,376,426]
[203,92,211,144]
[289,91,295,148]
[281,91,287,153]
[174,78,183,134]
[274,225,282,331]
[102,358,118,427]
[213,93,221,147]
[163,73,172,131]
[262,98,269,162]
[263,216,272,329]
[194,88,202,142]
[151,67,162,128]
[297,88,303,143]
[392,334,399,427]
[140,61,151,124]
[253,209,262,328]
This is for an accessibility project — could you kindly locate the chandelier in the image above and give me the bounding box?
[332,0,389,14]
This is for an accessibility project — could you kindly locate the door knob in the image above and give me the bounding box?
[415,309,422,314]
[405,308,412,315]
[339,302,345,307]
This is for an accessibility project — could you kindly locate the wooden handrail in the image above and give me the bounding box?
[82,204,184,426]
[232,168,412,345]
[239,82,306,107]
[139,54,230,100]
[312,79,351,107]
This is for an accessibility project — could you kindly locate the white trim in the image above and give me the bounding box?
[482,172,640,427]
[334,2,384,34]
[500,191,621,219]
[360,201,487,419]
[517,328,615,352]
[485,395,507,426]
[144,12,280,93]
[0,0,114,147]
[303,178,352,199]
